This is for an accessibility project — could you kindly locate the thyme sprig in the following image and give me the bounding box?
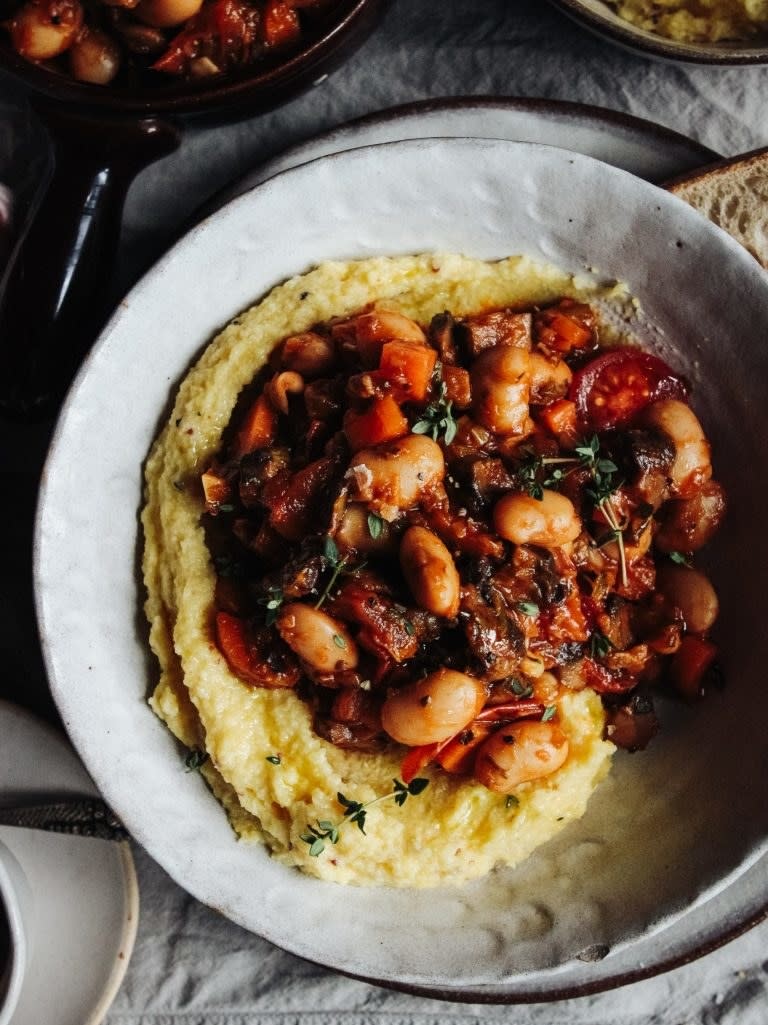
[412,381,458,445]
[515,436,629,586]
[300,777,430,857]
[315,536,348,609]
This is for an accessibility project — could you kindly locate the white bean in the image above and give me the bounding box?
[399,525,460,618]
[9,0,83,59]
[69,27,120,84]
[136,0,202,27]
[493,489,581,547]
[335,504,395,555]
[280,332,336,377]
[657,564,719,634]
[381,669,486,746]
[474,720,569,793]
[642,399,712,498]
[471,346,530,435]
[527,351,572,403]
[346,435,445,518]
[276,603,358,673]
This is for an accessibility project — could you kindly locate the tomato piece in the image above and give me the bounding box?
[215,612,300,688]
[401,742,440,784]
[262,0,300,46]
[569,349,687,431]
[153,0,259,75]
[668,635,717,699]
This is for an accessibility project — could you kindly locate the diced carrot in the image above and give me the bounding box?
[538,398,578,439]
[669,635,718,699]
[343,395,409,451]
[262,0,300,46]
[542,313,592,353]
[378,340,437,403]
[234,394,277,457]
[442,365,472,409]
[435,723,492,775]
[401,742,440,784]
[201,469,232,513]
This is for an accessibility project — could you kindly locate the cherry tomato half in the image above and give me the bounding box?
[569,348,687,431]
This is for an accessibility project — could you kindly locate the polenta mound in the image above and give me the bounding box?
[142,253,625,887]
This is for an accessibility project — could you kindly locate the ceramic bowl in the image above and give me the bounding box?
[35,137,768,1000]
[548,0,768,64]
[0,841,32,1025]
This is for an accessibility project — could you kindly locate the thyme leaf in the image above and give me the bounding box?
[367,512,384,539]
[301,778,430,857]
[412,381,458,445]
[669,550,693,568]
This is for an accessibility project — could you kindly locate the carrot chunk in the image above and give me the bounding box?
[378,340,437,403]
[234,394,277,457]
[538,398,578,439]
[343,395,409,451]
[669,635,718,699]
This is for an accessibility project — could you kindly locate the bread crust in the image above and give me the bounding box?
[664,147,768,270]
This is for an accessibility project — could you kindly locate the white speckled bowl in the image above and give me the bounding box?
[35,139,768,1000]
[548,0,768,64]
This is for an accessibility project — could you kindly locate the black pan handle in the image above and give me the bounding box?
[0,106,179,422]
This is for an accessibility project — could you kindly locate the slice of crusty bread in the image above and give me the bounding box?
[665,146,768,271]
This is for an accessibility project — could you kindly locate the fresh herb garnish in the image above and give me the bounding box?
[541,705,557,722]
[576,435,628,588]
[589,628,615,660]
[510,677,534,698]
[184,748,208,772]
[669,550,692,568]
[300,778,430,857]
[265,754,281,765]
[516,601,540,617]
[412,381,458,445]
[315,535,349,609]
[367,512,384,540]
[515,451,544,500]
[332,633,346,649]
[259,586,285,626]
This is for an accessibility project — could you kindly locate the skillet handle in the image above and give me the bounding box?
[0,107,180,422]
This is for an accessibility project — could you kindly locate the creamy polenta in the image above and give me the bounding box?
[607,0,768,42]
[142,253,617,888]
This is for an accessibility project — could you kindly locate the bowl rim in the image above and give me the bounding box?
[548,0,768,64]
[0,0,382,116]
[34,135,768,1002]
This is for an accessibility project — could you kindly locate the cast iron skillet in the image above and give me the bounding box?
[0,0,385,421]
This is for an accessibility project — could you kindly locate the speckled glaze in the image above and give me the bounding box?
[35,139,768,999]
[548,0,768,64]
